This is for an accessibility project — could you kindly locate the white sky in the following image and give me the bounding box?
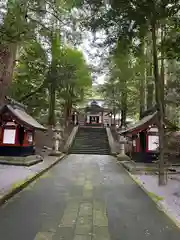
[95,74,106,84]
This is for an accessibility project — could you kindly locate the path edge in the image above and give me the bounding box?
[0,154,66,207]
[118,161,180,229]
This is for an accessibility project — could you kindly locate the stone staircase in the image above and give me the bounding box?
[84,123,103,127]
[69,127,110,155]
[78,119,85,126]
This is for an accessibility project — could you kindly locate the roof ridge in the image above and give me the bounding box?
[5,96,26,109]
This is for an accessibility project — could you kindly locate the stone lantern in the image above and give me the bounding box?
[117,126,130,161]
[119,134,127,155]
[50,112,63,156]
[74,111,78,125]
[108,112,112,127]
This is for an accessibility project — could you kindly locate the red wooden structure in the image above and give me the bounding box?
[0,100,46,156]
[121,111,176,162]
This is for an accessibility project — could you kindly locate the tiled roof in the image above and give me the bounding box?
[1,105,47,131]
[119,112,157,134]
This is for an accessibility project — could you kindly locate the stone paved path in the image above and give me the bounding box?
[0,154,180,240]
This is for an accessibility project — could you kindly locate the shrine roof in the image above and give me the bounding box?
[0,105,47,131]
[119,111,178,135]
[85,105,104,112]
[119,112,157,135]
[84,100,111,113]
[5,96,26,109]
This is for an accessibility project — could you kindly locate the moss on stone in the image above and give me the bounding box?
[148,191,164,202]
[11,180,26,190]
[117,153,131,161]
[0,156,43,166]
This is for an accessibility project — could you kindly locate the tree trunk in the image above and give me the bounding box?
[120,109,127,127]
[151,20,166,185]
[160,23,165,114]
[0,43,18,105]
[113,107,116,126]
[47,29,61,126]
[111,85,116,125]
[139,40,146,119]
[64,100,72,126]
[120,80,127,127]
[139,76,145,119]
[48,80,56,126]
[145,33,154,110]
[146,83,154,109]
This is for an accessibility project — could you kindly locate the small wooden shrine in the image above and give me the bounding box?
[0,98,46,157]
[120,109,177,163]
[84,100,111,126]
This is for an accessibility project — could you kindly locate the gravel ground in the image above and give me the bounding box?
[133,174,180,225]
[0,155,61,197]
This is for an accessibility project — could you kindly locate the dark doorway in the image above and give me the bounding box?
[139,131,146,151]
[72,114,75,123]
[18,126,25,146]
[90,116,99,123]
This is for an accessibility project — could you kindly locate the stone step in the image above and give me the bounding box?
[70,150,110,154]
[70,148,109,151]
[71,143,109,147]
[72,147,109,150]
[72,142,109,145]
[70,152,110,155]
[69,127,110,155]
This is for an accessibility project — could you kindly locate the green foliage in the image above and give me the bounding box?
[77,0,180,69]
[6,0,180,130]
[1,0,91,124]
[9,37,91,122]
[57,46,92,105]
[99,48,140,120]
[0,0,47,43]
[9,39,48,117]
[161,17,180,60]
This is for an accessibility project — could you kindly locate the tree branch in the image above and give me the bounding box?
[19,80,47,102]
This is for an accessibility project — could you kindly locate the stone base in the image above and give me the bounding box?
[117,153,131,161]
[0,145,35,156]
[0,155,43,166]
[49,151,62,157]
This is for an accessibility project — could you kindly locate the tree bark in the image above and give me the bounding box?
[120,109,127,127]
[146,83,154,109]
[151,19,166,185]
[145,33,154,110]
[160,23,165,114]
[139,40,146,119]
[0,43,18,105]
[47,28,60,126]
[48,79,56,126]
[112,85,116,125]
[64,100,72,126]
[139,76,145,119]
[120,80,127,127]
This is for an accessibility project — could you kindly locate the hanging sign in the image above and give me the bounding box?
[148,135,159,150]
[3,129,16,144]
